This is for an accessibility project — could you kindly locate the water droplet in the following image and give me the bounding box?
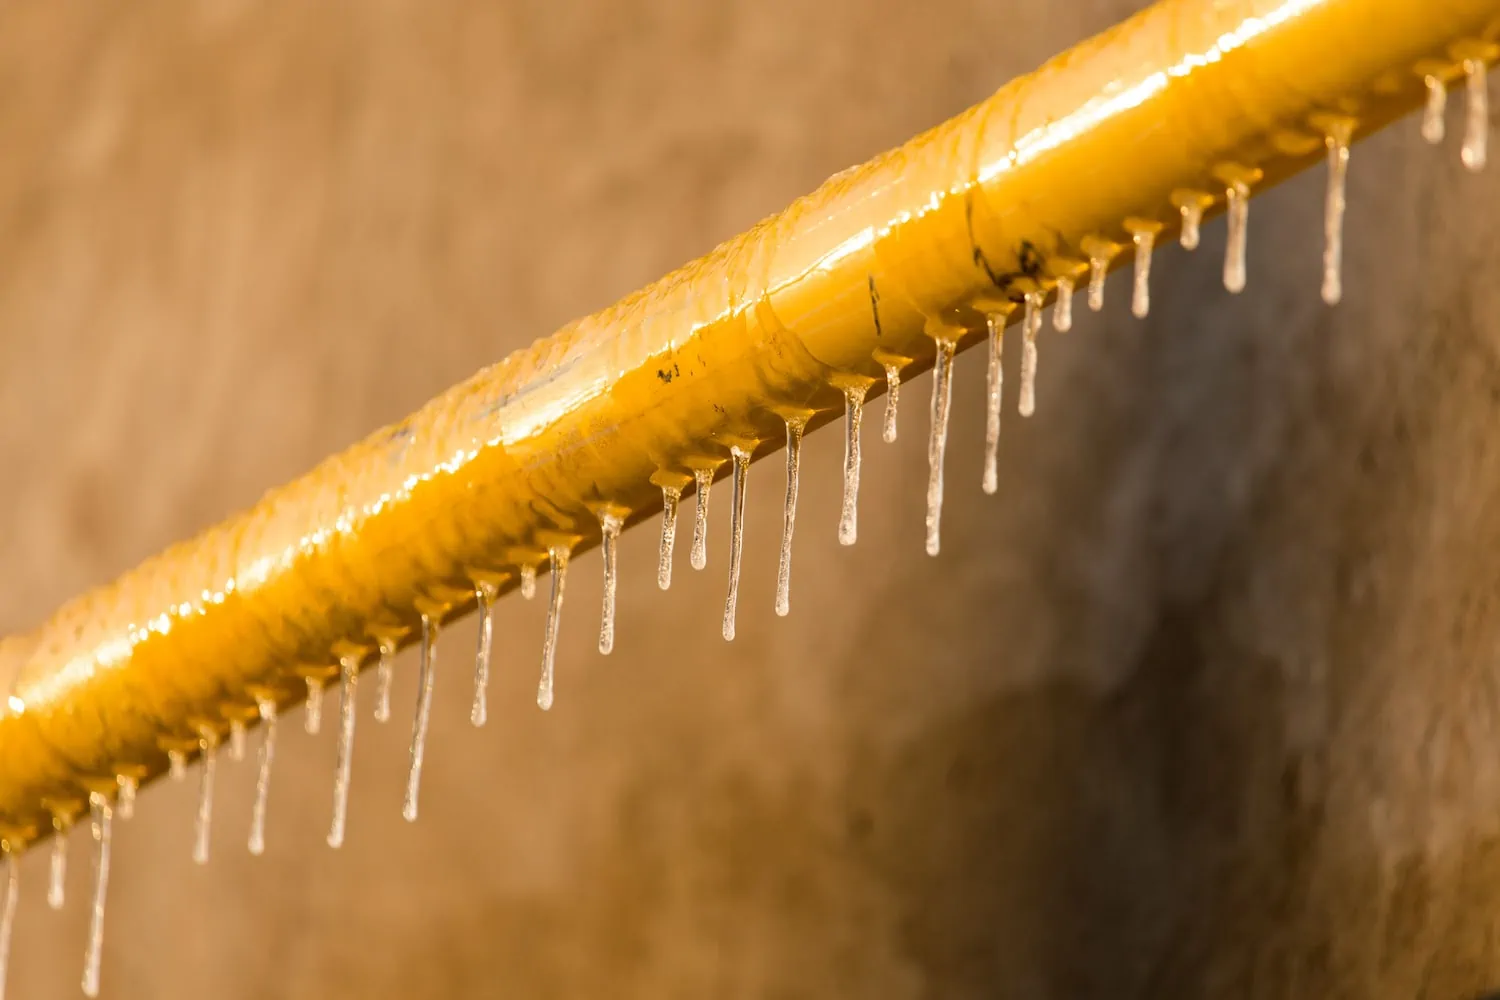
[520,564,538,600]
[192,730,218,865]
[925,337,957,557]
[373,640,394,723]
[1053,277,1074,332]
[1462,59,1488,171]
[228,719,247,763]
[115,776,136,821]
[722,446,751,641]
[48,820,66,910]
[839,387,865,546]
[1223,181,1250,294]
[402,616,439,822]
[81,792,112,998]
[247,698,277,856]
[658,485,681,591]
[1018,292,1043,418]
[304,676,324,735]
[690,469,713,570]
[1322,128,1350,306]
[0,852,17,1000]
[168,749,187,782]
[1423,74,1448,143]
[882,363,901,443]
[1179,201,1204,250]
[1087,252,1109,311]
[982,311,1006,496]
[471,583,495,727]
[599,512,623,655]
[327,658,359,849]
[775,419,804,617]
[1131,228,1155,319]
[536,547,570,711]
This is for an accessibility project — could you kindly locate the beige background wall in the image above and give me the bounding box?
[1,1,1498,997]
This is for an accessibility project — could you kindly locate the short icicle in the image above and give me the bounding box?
[193,729,219,865]
[228,719,247,763]
[882,363,902,443]
[658,484,681,590]
[1462,58,1488,172]
[776,419,804,617]
[402,616,440,822]
[472,583,495,726]
[1087,252,1109,311]
[304,676,324,735]
[48,818,67,910]
[690,469,713,570]
[115,776,136,821]
[1223,181,1250,294]
[248,697,278,856]
[1322,126,1351,306]
[1179,200,1204,250]
[327,657,359,849]
[925,337,958,557]
[536,546,570,711]
[1131,229,1155,319]
[1053,277,1074,332]
[1423,74,1447,144]
[722,446,751,641]
[599,512,622,655]
[982,311,1006,495]
[839,388,865,546]
[168,749,188,782]
[0,851,16,1000]
[373,640,394,723]
[1018,292,1043,418]
[82,791,113,999]
[520,564,538,600]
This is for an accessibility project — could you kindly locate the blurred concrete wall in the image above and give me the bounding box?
[2,2,1499,997]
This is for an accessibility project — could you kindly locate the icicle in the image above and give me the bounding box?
[925,337,958,557]
[115,776,136,821]
[304,676,324,735]
[690,468,713,570]
[1180,200,1204,250]
[658,484,681,591]
[168,749,187,782]
[1131,228,1155,319]
[0,852,16,1000]
[1053,277,1074,332]
[520,563,538,600]
[228,719,247,763]
[81,792,112,999]
[1087,251,1109,311]
[882,363,901,443]
[775,419,804,617]
[402,616,439,822]
[839,387,865,546]
[48,819,66,910]
[1322,128,1350,306]
[1223,181,1250,294]
[248,698,278,856]
[471,583,495,726]
[721,447,751,640]
[1019,292,1042,418]
[1462,59,1488,171]
[373,640,394,723]
[599,512,622,655]
[982,311,1006,496]
[192,729,218,865]
[1423,74,1447,144]
[327,657,359,849]
[536,547,570,711]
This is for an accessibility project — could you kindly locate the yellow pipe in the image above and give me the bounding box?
[0,0,1495,840]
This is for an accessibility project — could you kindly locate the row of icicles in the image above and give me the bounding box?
[0,59,1489,1000]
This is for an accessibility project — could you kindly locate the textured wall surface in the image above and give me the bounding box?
[1,1,1498,997]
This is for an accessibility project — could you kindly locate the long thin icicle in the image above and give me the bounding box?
[373,640,394,723]
[882,363,901,443]
[48,820,66,910]
[327,658,359,848]
[472,583,495,726]
[925,337,957,557]
[599,512,622,655]
[1462,59,1488,172]
[839,387,865,546]
[1018,292,1042,417]
[658,485,681,590]
[537,547,570,711]
[1131,229,1155,319]
[1053,277,1074,332]
[0,853,15,1000]
[1423,74,1447,144]
[115,776,136,821]
[776,420,804,617]
[722,446,751,641]
[193,730,218,865]
[690,469,713,570]
[403,616,439,822]
[982,311,1006,495]
[248,698,278,856]
[1322,128,1350,306]
[82,792,112,999]
[1087,251,1109,311]
[1223,181,1250,293]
